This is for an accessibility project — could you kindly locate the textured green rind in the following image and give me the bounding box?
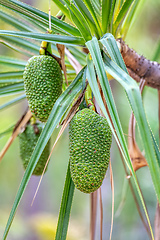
[69,108,112,193]
[19,123,50,175]
[23,55,63,122]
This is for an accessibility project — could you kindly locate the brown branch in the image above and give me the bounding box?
[117,38,160,89]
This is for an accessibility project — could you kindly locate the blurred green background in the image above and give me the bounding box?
[0,0,160,239]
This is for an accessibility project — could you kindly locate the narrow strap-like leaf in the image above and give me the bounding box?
[55,163,75,240]
[0,35,40,56]
[113,0,134,36]
[0,10,32,31]
[100,33,127,72]
[0,30,85,46]
[151,131,160,167]
[83,0,102,34]
[101,0,112,34]
[89,0,101,21]
[0,83,24,96]
[63,0,92,41]
[120,0,144,38]
[0,124,15,139]
[51,0,71,20]
[73,0,101,38]
[86,37,154,239]
[0,71,23,81]
[2,68,84,240]
[0,56,26,69]
[102,38,160,205]
[0,0,81,36]
[0,94,26,111]
[108,0,116,33]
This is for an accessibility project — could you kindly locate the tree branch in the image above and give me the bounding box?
[117,38,160,89]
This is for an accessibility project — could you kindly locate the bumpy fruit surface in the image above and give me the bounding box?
[23,55,63,122]
[69,108,112,193]
[19,123,50,175]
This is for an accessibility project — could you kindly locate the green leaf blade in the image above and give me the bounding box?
[102,0,111,33]
[0,83,24,96]
[101,36,160,205]
[0,56,26,69]
[2,68,84,240]
[113,0,134,36]
[55,164,75,240]
[63,0,92,41]
[0,0,81,36]
[86,36,154,239]
[0,94,26,111]
[0,31,85,46]
[73,0,100,38]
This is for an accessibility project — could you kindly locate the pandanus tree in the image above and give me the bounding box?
[0,0,160,239]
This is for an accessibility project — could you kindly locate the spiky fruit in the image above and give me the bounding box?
[69,108,112,193]
[23,55,63,122]
[19,123,50,176]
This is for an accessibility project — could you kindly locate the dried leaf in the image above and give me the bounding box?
[0,109,32,161]
[128,79,148,172]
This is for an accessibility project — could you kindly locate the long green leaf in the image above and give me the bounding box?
[113,0,134,36]
[100,33,127,72]
[2,68,84,240]
[62,0,92,41]
[86,37,154,239]
[0,83,24,95]
[0,56,26,69]
[0,71,23,81]
[83,0,102,34]
[104,52,160,195]
[51,0,71,20]
[102,0,112,34]
[0,31,85,46]
[0,124,15,139]
[108,0,116,33]
[120,0,145,38]
[0,10,32,31]
[73,0,101,38]
[151,131,160,167]
[86,38,132,168]
[55,163,75,240]
[0,0,81,36]
[89,0,101,21]
[0,94,26,111]
[0,35,40,56]
[101,36,160,203]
